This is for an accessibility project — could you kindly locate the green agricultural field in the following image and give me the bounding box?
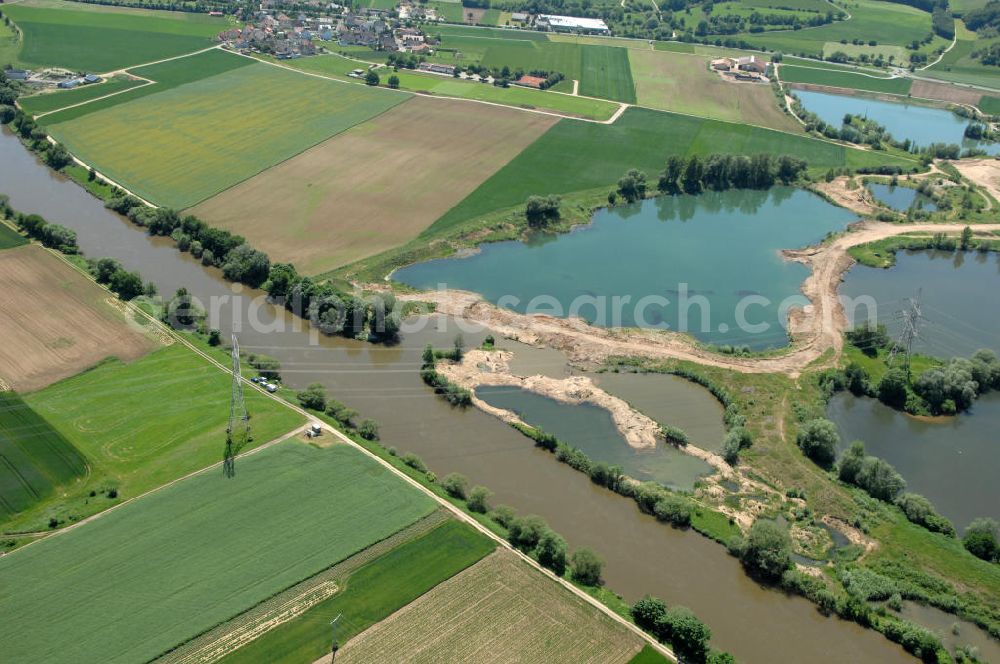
[18,75,147,116]
[429,107,914,234]
[221,519,496,664]
[37,48,253,125]
[1,0,225,72]
[579,44,635,103]
[47,62,407,208]
[923,22,1000,89]
[778,64,913,95]
[431,29,635,102]
[0,392,87,518]
[0,440,435,664]
[435,24,549,41]
[738,0,939,58]
[9,343,303,530]
[0,224,28,250]
[281,54,619,120]
[979,94,1000,113]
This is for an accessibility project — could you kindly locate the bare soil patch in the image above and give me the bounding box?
[630,50,800,132]
[910,80,983,106]
[333,548,643,664]
[0,245,155,391]
[191,96,557,275]
[952,158,1000,202]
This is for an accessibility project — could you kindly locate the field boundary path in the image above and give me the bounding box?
[395,222,1000,377]
[156,511,451,664]
[22,248,678,663]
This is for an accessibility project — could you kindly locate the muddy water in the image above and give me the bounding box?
[474,384,714,490]
[593,371,728,453]
[898,602,1000,662]
[0,129,915,664]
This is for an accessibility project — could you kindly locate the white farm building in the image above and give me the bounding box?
[536,14,610,35]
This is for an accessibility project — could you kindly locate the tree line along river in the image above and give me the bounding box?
[0,127,917,664]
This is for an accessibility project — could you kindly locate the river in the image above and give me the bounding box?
[0,127,915,663]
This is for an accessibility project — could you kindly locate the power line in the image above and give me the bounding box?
[223,334,250,478]
[887,290,924,376]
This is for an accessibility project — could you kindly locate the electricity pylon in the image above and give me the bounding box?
[887,290,923,376]
[223,334,250,478]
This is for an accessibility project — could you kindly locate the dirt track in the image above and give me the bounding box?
[399,222,1000,377]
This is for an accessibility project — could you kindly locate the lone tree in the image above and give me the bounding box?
[963,517,999,562]
[524,194,561,228]
[734,519,792,582]
[616,168,647,202]
[387,74,400,89]
[796,418,840,468]
[364,70,380,86]
[570,548,604,585]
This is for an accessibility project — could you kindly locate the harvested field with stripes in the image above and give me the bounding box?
[0,244,155,392]
[191,96,558,274]
[336,548,645,664]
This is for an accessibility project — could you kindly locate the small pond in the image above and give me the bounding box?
[475,385,714,490]
[866,182,938,212]
[795,89,1000,155]
[395,187,855,350]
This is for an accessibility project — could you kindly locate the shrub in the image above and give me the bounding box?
[895,493,955,537]
[508,515,548,551]
[441,472,469,499]
[570,548,604,585]
[661,425,688,446]
[653,495,692,527]
[467,485,492,513]
[490,504,516,528]
[963,517,999,562]
[631,594,668,632]
[296,383,326,411]
[358,419,379,441]
[536,530,568,575]
[796,418,839,467]
[401,452,426,473]
[736,519,792,582]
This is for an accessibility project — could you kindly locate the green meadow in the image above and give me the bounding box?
[0,441,436,664]
[0,392,87,519]
[47,63,407,208]
[431,27,636,102]
[18,75,147,116]
[37,48,253,125]
[738,0,939,58]
[779,64,913,95]
[1,0,224,71]
[221,519,496,664]
[282,54,619,120]
[7,343,303,531]
[429,107,915,234]
[0,223,28,250]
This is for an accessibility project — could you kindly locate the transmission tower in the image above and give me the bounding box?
[223,334,250,478]
[329,613,343,663]
[886,290,924,376]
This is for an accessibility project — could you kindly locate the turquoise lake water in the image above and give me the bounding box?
[796,89,1000,155]
[395,187,855,349]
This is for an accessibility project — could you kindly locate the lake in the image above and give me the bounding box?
[841,249,1000,358]
[795,89,1000,155]
[395,187,855,350]
[828,391,1000,526]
